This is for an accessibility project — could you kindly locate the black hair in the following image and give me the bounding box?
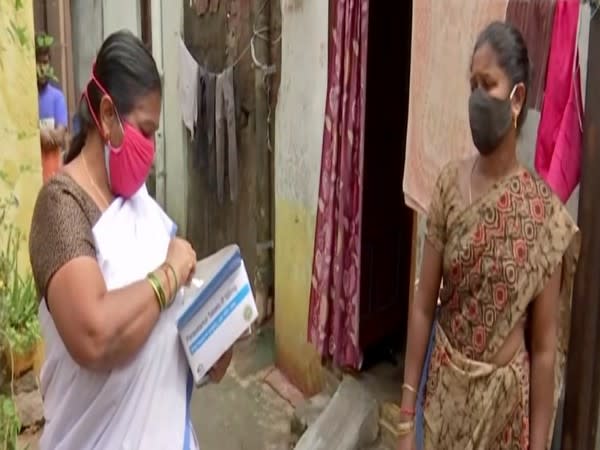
[65,29,161,163]
[473,21,531,130]
[35,46,50,59]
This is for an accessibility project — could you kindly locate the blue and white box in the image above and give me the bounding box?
[177,244,258,386]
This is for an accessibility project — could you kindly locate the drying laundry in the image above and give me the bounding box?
[403,0,509,213]
[178,38,199,136]
[505,0,556,110]
[193,0,219,15]
[193,66,217,193]
[215,67,238,204]
[193,0,208,15]
[535,0,583,204]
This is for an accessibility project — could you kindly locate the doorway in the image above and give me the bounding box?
[359,0,414,369]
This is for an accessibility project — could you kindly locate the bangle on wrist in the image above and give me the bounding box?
[160,266,173,300]
[147,271,167,311]
[397,419,414,436]
[402,383,417,395]
[163,262,179,291]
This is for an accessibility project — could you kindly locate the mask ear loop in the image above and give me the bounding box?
[509,84,519,130]
[83,63,124,140]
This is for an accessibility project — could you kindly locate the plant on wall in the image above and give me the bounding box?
[35,32,53,49]
[0,191,41,450]
[0,393,20,450]
[0,225,40,356]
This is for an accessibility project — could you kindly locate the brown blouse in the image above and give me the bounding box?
[29,173,102,299]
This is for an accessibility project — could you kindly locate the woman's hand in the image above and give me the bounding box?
[208,348,234,383]
[396,431,416,450]
[165,237,197,287]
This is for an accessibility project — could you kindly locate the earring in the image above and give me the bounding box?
[513,115,517,130]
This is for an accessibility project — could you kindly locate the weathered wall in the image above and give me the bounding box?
[273,0,328,395]
[71,0,103,96]
[0,0,42,270]
[102,0,141,37]
[161,0,187,231]
[183,1,258,277]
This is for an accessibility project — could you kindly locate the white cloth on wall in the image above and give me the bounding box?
[178,38,199,135]
[403,0,510,213]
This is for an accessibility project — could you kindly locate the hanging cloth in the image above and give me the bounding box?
[307,0,369,370]
[193,65,217,196]
[193,0,219,15]
[535,0,583,204]
[403,0,509,214]
[178,38,199,136]
[38,186,198,450]
[193,0,209,15]
[215,67,238,203]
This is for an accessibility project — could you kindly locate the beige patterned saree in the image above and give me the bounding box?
[422,162,580,449]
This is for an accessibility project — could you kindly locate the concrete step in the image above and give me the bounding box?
[293,376,379,450]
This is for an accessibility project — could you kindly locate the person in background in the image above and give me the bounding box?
[29,30,232,449]
[36,32,68,183]
[397,22,580,450]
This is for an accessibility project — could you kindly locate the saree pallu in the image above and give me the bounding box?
[39,186,198,450]
[422,162,580,449]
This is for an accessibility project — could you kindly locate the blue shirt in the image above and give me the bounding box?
[38,83,68,129]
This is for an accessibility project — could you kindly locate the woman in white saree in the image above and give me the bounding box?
[29,30,232,450]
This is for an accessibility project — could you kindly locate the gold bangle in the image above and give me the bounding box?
[397,420,414,436]
[160,267,173,300]
[163,262,179,291]
[147,272,167,310]
[402,383,417,395]
[152,272,167,308]
[147,275,164,310]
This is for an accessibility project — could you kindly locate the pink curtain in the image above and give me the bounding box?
[535,0,583,203]
[307,0,369,370]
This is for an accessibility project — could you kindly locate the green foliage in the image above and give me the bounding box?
[0,394,20,450]
[0,196,41,357]
[0,192,41,450]
[34,32,53,50]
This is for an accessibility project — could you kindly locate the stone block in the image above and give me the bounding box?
[294,376,379,450]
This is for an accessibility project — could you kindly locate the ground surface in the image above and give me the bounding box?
[14,324,396,449]
[191,325,297,450]
[15,324,299,450]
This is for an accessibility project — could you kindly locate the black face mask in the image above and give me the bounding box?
[468,86,516,155]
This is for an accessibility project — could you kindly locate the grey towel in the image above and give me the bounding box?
[194,0,209,15]
[215,67,238,203]
[209,0,219,13]
[194,66,217,191]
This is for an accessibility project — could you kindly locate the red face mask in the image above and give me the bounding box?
[83,71,155,198]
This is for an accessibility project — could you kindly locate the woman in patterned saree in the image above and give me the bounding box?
[397,22,580,450]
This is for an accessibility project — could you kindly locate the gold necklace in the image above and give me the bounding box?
[82,152,111,209]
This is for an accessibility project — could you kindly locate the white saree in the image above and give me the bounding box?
[38,186,199,450]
